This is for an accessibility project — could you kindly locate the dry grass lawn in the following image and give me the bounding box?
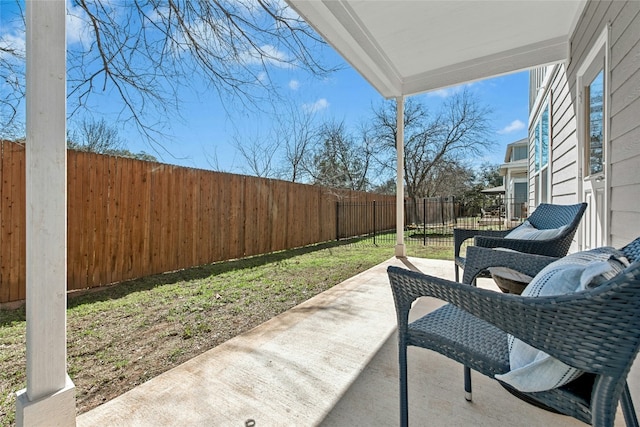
[0,240,451,426]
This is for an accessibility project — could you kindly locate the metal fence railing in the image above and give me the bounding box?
[336,196,526,247]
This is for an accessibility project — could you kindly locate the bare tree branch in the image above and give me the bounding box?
[1,0,340,148]
[369,90,493,210]
[232,130,281,178]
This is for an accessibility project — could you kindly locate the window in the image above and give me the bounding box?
[513,145,527,161]
[579,32,606,180]
[531,100,550,204]
[576,25,609,249]
[586,70,604,176]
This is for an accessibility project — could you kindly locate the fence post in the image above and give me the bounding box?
[453,196,458,225]
[423,198,427,246]
[373,200,377,245]
[336,201,340,241]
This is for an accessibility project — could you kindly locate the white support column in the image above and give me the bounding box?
[16,1,76,426]
[505,171,511,226]
[395,96,406,257]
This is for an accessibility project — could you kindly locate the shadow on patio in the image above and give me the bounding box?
[76,257,631,426]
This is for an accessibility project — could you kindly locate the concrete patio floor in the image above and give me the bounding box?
[76,256,635,426]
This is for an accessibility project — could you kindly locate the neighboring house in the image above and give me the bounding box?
[499,138,528,220]
[528,0,640,251]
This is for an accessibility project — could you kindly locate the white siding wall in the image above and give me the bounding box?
[549,0,640,412]
[530,0,640,246]
[528,63,579,210]
[548,64,579,205]
[567,0,640,247]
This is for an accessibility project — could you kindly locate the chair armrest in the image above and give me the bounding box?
[389,265,532,339]
[453,228,510,257]
[461,246,558,284]
[475,235,568,257]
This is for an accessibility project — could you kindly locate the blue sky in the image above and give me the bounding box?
[0,1,529,175]
[126,56,530,173]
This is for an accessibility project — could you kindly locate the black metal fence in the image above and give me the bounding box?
[336,196,526,246]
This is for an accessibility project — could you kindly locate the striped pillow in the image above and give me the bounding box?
[495,247,629,392]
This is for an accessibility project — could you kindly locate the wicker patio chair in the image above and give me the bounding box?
[388,237,640,427]
[454,202,587,282]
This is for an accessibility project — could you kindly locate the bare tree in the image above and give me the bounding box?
[0,2,25,133]
[232,131,281,178]
[422,160,475,198]
[202,147,227,172]
[68,118,157,161]
[1,0,338,144]
[68,118,124,153]
[270,101,317,183]
[370,89,493,200]
[306,120,373,191]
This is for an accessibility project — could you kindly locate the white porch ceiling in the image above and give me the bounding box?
[287,1,586,98]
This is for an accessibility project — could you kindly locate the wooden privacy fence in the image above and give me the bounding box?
[0,141,396,304]
[336,200,397,239]
[409,197,456,226]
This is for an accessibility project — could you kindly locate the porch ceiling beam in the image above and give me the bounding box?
[401,36,569,95]
[287,0,585,98]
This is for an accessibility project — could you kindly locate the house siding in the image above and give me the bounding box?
[533,0,640,248]
[571,0,640,247]
[523,0,640,411]
[553,1,640,407]
[527,63,580,210]
[549,64,579,202]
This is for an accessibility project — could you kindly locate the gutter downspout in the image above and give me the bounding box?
[395,96,406,257]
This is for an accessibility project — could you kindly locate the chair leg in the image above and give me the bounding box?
[399,342,409,427]
[455,265,459,282]
[621,382,639,427]
[464,366,472,402]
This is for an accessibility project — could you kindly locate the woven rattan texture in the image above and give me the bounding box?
[623,238,640,263]
[408,305,509,377]
[388,256,640,427]
[454,203,588,276]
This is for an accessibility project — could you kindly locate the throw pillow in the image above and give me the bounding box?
[494,247,629,392]
[504,220,568,241]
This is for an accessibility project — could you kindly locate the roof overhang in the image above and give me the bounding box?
[481,185,506,195]
[499,160,528,176]
[287,1,587,98]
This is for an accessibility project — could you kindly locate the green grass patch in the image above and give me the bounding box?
[0,240,451,426]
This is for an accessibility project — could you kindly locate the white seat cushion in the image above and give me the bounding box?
[504,220,567,240]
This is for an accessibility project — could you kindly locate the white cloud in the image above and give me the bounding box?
[427,87,461,98]
[66,1,91,46]
[0,32,25,59]
[498,119,526,134]
[288,79,300,90]
[239,44,293,68]
[426,83,475,98]
[0,4,89,52]
[259,44,292,67]
[303,98,329,113]
[147,6,171,24]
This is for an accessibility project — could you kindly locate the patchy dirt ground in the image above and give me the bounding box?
[1,243,402,426]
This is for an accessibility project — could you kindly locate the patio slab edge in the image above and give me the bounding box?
[76,256,410,426]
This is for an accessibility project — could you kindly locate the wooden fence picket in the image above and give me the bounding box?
[0,140,397,304]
